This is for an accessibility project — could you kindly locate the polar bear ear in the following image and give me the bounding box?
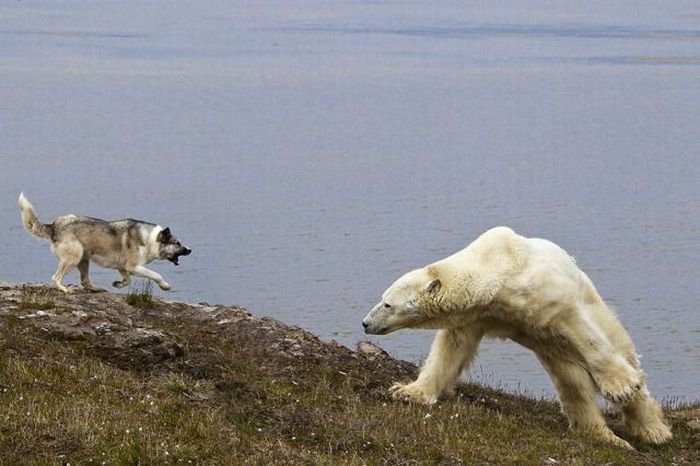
[425,278,441,294]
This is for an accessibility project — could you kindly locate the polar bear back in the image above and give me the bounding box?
[432,228,601,322]
[436,228,634,356]
[432,227,528,307]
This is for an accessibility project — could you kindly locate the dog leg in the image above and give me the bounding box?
[51,242,83,293]
[112,269,131,289]
[131,265,171,290]
[52,260,75,293]
[77,259,105,292]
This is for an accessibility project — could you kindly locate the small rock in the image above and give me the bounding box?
[356,341,389,358]
[93,323,117,336]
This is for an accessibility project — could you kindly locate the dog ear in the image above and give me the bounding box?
[158,227,171,243]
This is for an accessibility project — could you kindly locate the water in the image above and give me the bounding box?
[1,1,698,402]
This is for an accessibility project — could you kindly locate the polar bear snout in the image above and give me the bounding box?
[362,319,388,335]
[362,314,381,335]
[363,300,425,335]
[362,304,392,335]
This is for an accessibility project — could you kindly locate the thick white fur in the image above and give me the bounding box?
[363,227,672,448]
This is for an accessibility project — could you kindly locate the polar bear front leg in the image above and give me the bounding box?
[391,328,483,405]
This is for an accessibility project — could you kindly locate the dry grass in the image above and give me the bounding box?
[17,285,56,311]
[0,285,698,465]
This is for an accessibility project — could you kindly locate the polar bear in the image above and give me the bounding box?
[362,227,672,448]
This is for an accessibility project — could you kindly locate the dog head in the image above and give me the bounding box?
[157,227,192,265]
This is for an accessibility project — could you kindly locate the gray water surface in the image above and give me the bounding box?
[1,1,698,401]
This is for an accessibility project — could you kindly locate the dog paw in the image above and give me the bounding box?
[89,287,107,293]
[389,382,438,405]
[112,280,129,289]
[158,281,172,291]
[83,284,107,293]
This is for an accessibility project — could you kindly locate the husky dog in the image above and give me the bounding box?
[18,193,191,293]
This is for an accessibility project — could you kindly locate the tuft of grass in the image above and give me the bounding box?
[125,281,155,309]
[17,285,56,310]
[164,373,209,400]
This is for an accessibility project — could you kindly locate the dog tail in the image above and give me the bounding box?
[18,192,53,240]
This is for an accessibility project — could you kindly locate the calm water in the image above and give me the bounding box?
[1,1,698,401]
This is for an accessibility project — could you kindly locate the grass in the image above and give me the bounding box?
[17,285,56,311]
[125,281,155,309]
[0,286,698,465]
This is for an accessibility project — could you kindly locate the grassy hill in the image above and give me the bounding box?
[0,282,697,465]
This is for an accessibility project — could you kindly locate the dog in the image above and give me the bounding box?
[18,192,191,293]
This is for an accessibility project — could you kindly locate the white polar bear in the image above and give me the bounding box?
[362,227,672,448]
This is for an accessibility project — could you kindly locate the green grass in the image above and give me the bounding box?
[1,287,698,465]
[124,281,155,309]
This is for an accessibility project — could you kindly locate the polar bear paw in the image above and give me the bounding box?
[389,382,438,405]
[628,420,673,444]
[638,423,673,444]
[598,429,635,450]
[596,369,644,404]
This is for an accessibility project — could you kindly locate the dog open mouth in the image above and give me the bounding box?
[168,247,192,266]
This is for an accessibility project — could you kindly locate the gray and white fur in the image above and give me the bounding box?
[18,193,191,292]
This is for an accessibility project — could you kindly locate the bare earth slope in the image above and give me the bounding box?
[0,283,697,465]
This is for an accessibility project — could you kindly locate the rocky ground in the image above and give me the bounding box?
[0,282,697,465]
[0,282,411,380]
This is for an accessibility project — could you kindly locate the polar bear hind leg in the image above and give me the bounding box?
[619,388,673,444]
[537,354,633,449]
[559,306,643,404]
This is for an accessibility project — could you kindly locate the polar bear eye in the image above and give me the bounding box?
[383,302,391,309]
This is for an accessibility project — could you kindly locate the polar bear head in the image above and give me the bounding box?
[362,267,443,335]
